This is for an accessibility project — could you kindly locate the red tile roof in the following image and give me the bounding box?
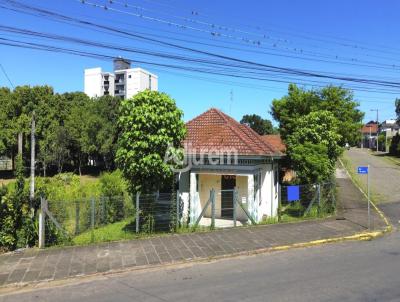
[184,108,283,156]
[261,135,286,153]
[361,123,378,134]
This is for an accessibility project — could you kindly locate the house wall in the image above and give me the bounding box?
[258,163,279,220]
[186,161,280,225]
[197,174,248,220]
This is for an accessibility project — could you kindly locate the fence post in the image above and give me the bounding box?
[317,184,321,216]
[75,200,80,235]
[136,192,140,233]
[101,196,106,224]
[233,187,237,227]
[176,190,180,232]
[278,184,282,222]
[211,189,215,230]
[38,197,46,249]
[90,197,95,243]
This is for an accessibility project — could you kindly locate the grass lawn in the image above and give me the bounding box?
[340,154,384,204]
[374,153,400,167]
[73,218,137,245]
[0,178,15,186]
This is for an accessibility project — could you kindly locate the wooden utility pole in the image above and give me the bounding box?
[30,113,35,205]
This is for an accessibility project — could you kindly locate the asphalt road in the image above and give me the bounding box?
[2,231,400,302]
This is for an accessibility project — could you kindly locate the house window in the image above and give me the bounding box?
[149,75,152,90]
[128,75,132,78]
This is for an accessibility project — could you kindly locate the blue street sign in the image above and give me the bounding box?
[357,166,368,174]
[287,185,300,202]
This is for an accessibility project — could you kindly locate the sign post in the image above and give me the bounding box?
[357,165,370,229]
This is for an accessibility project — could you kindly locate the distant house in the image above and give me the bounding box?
[178,108,285,225]
[380,119,400,138]
[0,156,12,171]
[361,121,378,149]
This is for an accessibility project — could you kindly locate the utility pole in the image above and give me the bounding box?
[18,132,23,155]
[371,109,379,152]
[30,112,35,206]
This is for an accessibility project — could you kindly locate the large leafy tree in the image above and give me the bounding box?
[64,92,96,175]
[272,84,363,146]
[240,114,276,135]
[116,90,186,193]
[93,95,120,170]
[286,111,342,183]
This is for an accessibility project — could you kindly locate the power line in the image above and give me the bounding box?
[2,1,400,91]
[0,62,14,88]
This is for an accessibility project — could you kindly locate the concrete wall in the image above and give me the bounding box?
[124,68,159,99]
[84,68,102,98]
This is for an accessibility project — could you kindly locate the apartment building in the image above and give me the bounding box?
[84,58,158,99]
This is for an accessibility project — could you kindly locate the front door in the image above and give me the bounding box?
[221,175,236,218]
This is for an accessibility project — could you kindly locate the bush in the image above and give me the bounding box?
[99,170,126,197]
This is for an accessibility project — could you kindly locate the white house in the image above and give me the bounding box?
[178,108,284,225]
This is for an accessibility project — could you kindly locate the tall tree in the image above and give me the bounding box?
[240,114,276,135]
[64,92,95,175]
[286,111,342,183]
[93,95,120,170]
[272,84,363,146]
[395,98,400,123]
[116,90,186,193]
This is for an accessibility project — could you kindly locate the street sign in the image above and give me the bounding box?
[357,166,369,174]
[357,165,371,229]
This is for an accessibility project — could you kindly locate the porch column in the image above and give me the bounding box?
[247,174,257,223]
[189,172,200,225]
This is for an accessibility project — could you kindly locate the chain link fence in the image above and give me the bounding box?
[278,181,336,221]
[41,181,337,247]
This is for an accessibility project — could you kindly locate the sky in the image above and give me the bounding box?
[0,0,399,123]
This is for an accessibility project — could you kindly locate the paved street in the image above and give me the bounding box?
[1,231,400,302]
[344,148,400,204]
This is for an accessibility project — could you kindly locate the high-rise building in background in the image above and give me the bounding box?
[84,58,158,99]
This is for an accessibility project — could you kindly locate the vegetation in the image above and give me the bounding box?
[272,84,363,184]
[240,114,277,135]
[272,84,363,146]
[116,90,186,193]
[0,86,120,176]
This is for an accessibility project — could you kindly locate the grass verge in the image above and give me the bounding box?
[340,154,384,204]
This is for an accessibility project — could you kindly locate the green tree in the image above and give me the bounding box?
[240,114,277,135]
[286,111,342,183]
[272,84,363,146]
[396,98,400,123]
[64,92,95,175]
[116,90,186,193]
[93,95,120,170]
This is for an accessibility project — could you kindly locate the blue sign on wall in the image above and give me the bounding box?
[287,185,300,202]
[357,166,368,174]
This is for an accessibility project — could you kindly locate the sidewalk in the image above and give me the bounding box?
[0,169,387,289]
